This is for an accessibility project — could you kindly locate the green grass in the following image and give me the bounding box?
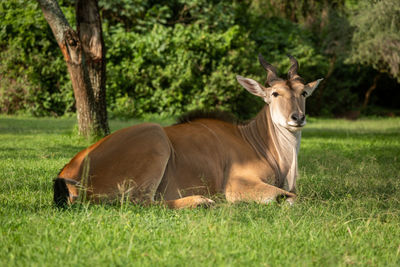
[1,115,400,266]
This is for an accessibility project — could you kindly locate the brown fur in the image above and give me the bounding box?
[54,56,322,208]
[55,107,296,208]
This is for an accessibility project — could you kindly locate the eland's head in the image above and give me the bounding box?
[237,54,323,132]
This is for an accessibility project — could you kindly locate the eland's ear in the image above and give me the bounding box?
[304,78,323,97]
[236,75,270,102]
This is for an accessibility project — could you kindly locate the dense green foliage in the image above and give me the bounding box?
[1,116,400,265]
[0,0,75,116]
[0,0,399,118]
[348,0,400,81]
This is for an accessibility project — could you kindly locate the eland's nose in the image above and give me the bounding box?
[291,113,305,123]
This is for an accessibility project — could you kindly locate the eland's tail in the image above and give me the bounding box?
[53,178,79,207]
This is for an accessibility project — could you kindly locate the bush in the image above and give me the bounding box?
[0,0,74,116]
[103,1,328,118]
[1,0,397,118]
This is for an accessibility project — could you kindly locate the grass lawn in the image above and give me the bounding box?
[1,115,400,266]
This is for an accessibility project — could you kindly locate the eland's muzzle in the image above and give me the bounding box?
[289,112,306,127]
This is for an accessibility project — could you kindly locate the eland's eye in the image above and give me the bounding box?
[301,91,308,97]
[272,92,279,97]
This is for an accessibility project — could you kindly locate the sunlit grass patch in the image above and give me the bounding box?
[0,115,399,266]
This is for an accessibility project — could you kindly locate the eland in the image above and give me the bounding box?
[54,54,323,208]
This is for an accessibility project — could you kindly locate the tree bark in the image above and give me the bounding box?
[37,0,109,137]
[76,0,109,135]
[362,73,381,109]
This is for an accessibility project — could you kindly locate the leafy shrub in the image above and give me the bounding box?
[104,0,328,118]
[0,0,74,116]
[1,0,397,118]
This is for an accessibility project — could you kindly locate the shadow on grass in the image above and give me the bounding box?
[0,117,168,135]
[0,144,86,160]
[303,127,400,140]
[0,117,77,135]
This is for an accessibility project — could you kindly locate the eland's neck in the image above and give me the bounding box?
[272,122,301,192]
[238,106,301,192]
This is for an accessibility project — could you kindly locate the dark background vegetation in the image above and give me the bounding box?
[1,0,399,119]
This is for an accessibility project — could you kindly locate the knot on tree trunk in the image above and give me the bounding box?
[63,29,82,64]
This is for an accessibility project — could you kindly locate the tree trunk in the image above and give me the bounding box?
[37,0,109,137]
[76,0,109,135]
[362,73,381,109]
